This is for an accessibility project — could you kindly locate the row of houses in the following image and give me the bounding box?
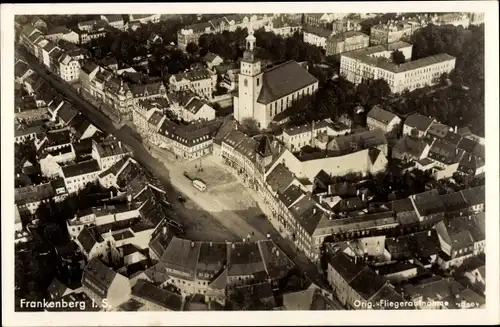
[177,14,274,51]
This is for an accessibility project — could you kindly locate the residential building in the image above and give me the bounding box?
[128,14,161,24]
[402,113,435,137]
[366,105,401,135]
[266,16,302,37]
[326,250,404,309]
[14,60,34,84]
[370,20,412,45]
[176,14,272,51]
[15,182,57,215]
[154,119,222,161]
[280,119,350,152]
[203,53,224,70]
[169,69,217,100]
[234,28,319,129]
[91,138,133,171]
[427,139,465,179]
[469,12,485,25]
[325,31,369,56]
[100,15,125,30]
[57,53,81,82]
[45,26,80,44]
[163,93,216,122]
[303,25,333,48]
[131,280,183,311]
[392,136,431,162]
[60,159,102,194]
[81,258,131,310]
[14,124,44,144]
[432,13,470,28]
[341,42,455,93]
[435,213,485,269]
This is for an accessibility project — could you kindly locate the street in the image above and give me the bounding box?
[19,48,235,242]
[20,48,342,308]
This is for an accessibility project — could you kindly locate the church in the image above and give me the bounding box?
[233,28,319,129]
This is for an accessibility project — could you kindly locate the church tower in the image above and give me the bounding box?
[235,26,263,126]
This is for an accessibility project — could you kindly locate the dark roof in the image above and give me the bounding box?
[367,105,399,125]
[458,153,485,175]
[77,228,97,253]
[15,60,31,78]
[228,242,265,276]
[404,113,435,132]
[393,136,429,158]
[411,190,445,217]
[327,251,365,283]
[440,192,468,213]
[61,159,101,178]
[196,242,228,281]
[258,240,294,279]
[47,26,72,35]
[266,163,295,194]
[204,52,221,62]
[160,237,201,280]
[103,15,124,23]
[348,267,386,300]
[456,137,479,154]
[257,61,318,105]
[118,298,145,311]
[82,258,117,299]
[132,280,183,311]
[460,185,485,207]
[81,61,99,75]
[279,184,304,208]
[58,103,78,124]
[47,278,70,299]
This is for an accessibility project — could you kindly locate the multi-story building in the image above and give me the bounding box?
[15,182,58,215]
[45,26,80,44]
[163,93,216,122]
[325,31,369,56]
[128,14,161,25]
[91,139,133,171]
[280,119,350,152]
[432,13,470,28]
[303,25,333,48]
[469,12,485,25]
[340,42,456,93]
[402,113,436,138]
[168,69,217,100]
[131,280,184,311]
[60,159,102,194]
[81,258,131,310]
[370,20,413,45]
[100,15,125,30]
[234,29,319,129]
[177,14,272,51]
[435,212,485,269]
[265,16,302,37]
[57,53,81,82]
[155,119,222,161]
[366,105,402,135]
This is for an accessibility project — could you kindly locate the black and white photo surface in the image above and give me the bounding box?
[1,1,499,326]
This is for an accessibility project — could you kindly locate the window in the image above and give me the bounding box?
[257,78,260,86]
[243,78,248,87]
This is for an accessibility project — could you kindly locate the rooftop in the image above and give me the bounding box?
[61,160,101,178]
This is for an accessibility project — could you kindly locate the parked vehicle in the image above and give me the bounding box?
[192,179,207,192]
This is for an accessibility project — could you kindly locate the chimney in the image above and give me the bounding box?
[210,241,213,246]
[118,141,122,149]
[191,241,195,248]
[313,207,317,214]
[362,192,366,202]
[454,126,458,133]
[232,243,235,249]
[163,226,167,235]
[428,230,431,236]
[127,194,132,202]
[119,247,124,258]
[354,256,358,264]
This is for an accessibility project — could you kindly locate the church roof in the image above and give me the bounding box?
[257,61,318,105]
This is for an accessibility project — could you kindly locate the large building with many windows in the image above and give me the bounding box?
[233,29,319,129]
[340,42,456,93]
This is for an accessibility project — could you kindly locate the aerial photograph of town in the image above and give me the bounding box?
[11,10,488,314]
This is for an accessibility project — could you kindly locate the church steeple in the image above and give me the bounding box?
[245,25,256,51]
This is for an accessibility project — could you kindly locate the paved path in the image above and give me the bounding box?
[19,47,234,242]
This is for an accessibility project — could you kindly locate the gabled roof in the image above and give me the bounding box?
[257,61,318,105]
[266,163,295,194]
[460,185,485,207]
[132,280,183,311]
[58,102,78,124]
[411,189,445,217]
[428,139,465,165]
[160,237,201,280]
[367,105,399,125]
[404,113,435,132]
[393,136,429,158]
[77,228,97,253]
[15,60,31,78]
[61,159,101,178]
[82,258,117,299]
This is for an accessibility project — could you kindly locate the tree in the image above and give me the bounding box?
[240,117,260,136]
[391,50,406,64]
[186,42,199,56]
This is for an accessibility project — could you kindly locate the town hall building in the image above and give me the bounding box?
[233,28,319,129]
